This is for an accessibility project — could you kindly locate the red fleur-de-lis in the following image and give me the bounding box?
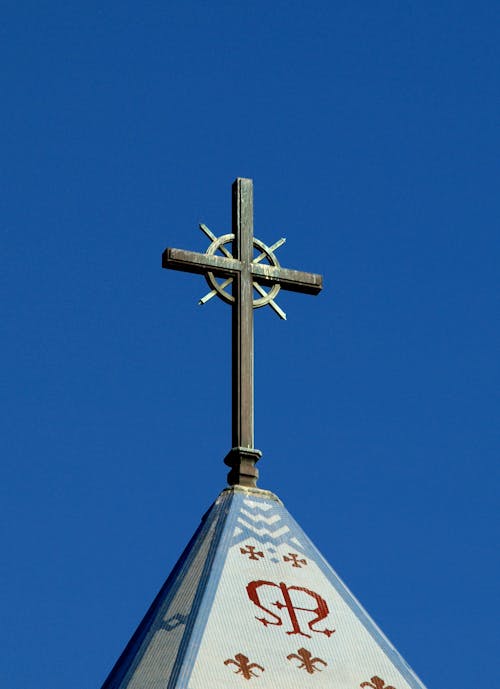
[224,653,265,680]
[360,676,396,689]
[287,647,327,674]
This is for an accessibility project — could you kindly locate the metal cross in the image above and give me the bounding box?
[162,178,322,487]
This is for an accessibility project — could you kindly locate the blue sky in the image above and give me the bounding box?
[2,2,498,688]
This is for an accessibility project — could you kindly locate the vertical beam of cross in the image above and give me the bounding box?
[233,179,254,450]
[227,179,262,486]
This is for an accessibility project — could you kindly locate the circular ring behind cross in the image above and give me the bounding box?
[205,234,281,307]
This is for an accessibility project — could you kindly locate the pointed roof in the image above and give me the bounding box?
[101,486,427,689]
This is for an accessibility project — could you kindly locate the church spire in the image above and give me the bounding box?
[100,177,428,689]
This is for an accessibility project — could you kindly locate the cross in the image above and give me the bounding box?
[162,178,322,487]
[283,553,308,568]
[240,544,265,561]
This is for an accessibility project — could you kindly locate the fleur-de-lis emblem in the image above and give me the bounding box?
[286,647,327,674]
[224,653,265,680]
[360,676,396,689]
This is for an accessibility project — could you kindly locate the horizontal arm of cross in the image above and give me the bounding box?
[162,248,240,277]
[251,264,322,295]
[163,247,323,295]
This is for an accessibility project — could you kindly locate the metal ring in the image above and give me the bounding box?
[205,233,235,304]
[204,234,281,308]
[251,237,281,308]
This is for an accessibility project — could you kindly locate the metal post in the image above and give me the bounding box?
[225,179,261,486]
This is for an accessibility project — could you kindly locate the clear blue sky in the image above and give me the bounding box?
[2,2,498,688]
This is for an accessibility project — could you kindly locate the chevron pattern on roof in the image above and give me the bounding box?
[101,486,427,689]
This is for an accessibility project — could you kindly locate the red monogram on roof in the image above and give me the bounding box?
[246,580,335,638]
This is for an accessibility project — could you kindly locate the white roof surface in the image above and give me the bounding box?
[101,486,427,689]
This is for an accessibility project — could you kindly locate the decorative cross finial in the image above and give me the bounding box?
[162,178,322,487]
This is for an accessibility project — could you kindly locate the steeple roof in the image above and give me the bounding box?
[101,178,428,688]
[101,486,426,689]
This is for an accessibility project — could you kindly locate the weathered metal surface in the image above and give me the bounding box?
[162,248,241,276]
[162,178,323,487]
[164,246,322,295]
[231,179,255,485]
[251,262,322,293]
